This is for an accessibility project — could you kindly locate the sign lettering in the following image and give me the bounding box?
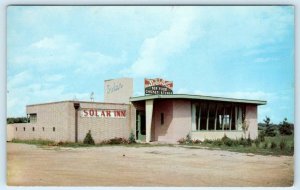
[81,109,126,118]
[145,78,173,95]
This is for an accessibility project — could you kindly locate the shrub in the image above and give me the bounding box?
[279,140,287,150]
[254,139,260,147]
[106,137,129,144]
[221,134,233,147]
[246,134,252,146]
[264,116,276,137]
[186,133,192,144]
[83,131,95,145]
[237,137,251,147]
[263,142,268,149]
[177,138,186,144]
[212,139,223,146]
[177,133,193,144]
[237,137,246,146]
[258,130,265,142]
[279,118,293,135]
[203,139,213,144]
[192,139,202,144]
[128,131,136,144]
[270,142,277,149]
[291,145,294,153]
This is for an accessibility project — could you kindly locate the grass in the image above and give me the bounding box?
[186,135,294,156]
[10,135,294,156]
[10,139,174,148]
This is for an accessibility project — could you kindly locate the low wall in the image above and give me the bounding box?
[191,131,245,141]
[7,123,68,142]
[7,124,15,141]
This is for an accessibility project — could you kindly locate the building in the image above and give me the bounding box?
[7,78,266,143]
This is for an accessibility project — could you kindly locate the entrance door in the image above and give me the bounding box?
[136,110,146,141]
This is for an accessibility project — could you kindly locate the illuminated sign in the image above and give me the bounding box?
[144,78,173,95]
[81,109,126,118]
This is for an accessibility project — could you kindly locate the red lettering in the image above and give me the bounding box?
[89,109,94,117]
[83,109,88,117]
[114,111,120,117]
[95,110,99,117]
[120,110,126,117]
[101,111,105,117]
[106,111,111,117]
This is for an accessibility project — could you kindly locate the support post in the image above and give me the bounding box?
[235,106,238,130]
[222,105,225,130]
[198,105,201,130]
[229,104,233,130]
[214,104,218,130]
[206,104,209,130]
[145,100,154,143]
[191,103,196,131]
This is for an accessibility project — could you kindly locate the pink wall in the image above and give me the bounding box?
[152,100,191,143]
[245,105,258,139]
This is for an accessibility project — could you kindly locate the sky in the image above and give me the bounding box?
[7,6,294,123]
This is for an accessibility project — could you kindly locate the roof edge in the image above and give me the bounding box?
[27,100,130,107]
[129,94,267,105]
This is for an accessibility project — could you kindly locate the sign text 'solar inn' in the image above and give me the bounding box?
[7,77,267,143]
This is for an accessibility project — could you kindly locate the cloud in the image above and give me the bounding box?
[7,71,32,89]
[122,7,198,77]
[75,51,126,74]
[44,74,64,82]
[32,38,58,49]
[7,82,91,117]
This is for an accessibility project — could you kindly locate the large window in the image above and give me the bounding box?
[200,103,208,130]
[192,102,246,131]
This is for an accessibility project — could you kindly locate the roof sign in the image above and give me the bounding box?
[144,78,173,95]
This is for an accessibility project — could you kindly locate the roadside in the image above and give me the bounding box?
[7,142,294,186]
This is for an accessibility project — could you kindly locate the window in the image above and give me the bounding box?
[195,105,201,130]
[30,113,37,123]
[15,127,17,131]
[23,127,25,131]
[32,127,35,131]
[192,102,244,131]
[53,127,55,132]
[42,127,45,131]
[208,104,216,130]
[161,113,164,125]
[200,103,208,130]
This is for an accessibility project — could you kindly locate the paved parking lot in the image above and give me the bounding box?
[7,143,294,186]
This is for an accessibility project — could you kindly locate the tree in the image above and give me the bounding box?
[83,131,95,145]
[7,117,29,124]
[279,118,293,135]
[264,116,276,137]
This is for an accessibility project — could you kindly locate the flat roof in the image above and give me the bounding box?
[130,94,267,105]
[27,100,130,107]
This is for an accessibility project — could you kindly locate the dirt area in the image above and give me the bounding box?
[7,143,293,186]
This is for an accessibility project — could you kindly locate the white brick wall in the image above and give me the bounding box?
[8,101,136,143]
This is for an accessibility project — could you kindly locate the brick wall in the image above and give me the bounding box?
[9,101,136,143]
